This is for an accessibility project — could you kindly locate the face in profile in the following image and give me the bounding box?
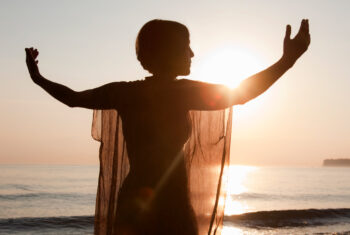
[169,35,195,76]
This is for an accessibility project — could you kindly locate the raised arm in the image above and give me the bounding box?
[25,48,123,109]
[236,19,310,104]
[184,19,310,111]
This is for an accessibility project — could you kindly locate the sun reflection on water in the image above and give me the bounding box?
[224,165,257,216]
[221,226,245,235]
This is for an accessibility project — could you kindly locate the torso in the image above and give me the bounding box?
[118,78,192,187]
[114,78,198,235]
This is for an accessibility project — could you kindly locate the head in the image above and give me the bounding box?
[136,19,194,79]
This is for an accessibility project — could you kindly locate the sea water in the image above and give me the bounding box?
[222,166,350,234]
[0,165,97,234]
[0,165,349,234]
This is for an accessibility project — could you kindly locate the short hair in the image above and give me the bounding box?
[135,19,189,74]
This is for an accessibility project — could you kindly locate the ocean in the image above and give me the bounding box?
[0,165,349,234]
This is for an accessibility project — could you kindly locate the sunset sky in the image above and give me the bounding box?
[1,0,349,166]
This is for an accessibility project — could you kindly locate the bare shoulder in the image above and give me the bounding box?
[102,80,147,97]
[176,79,228,91]
[107,79,144,89]
[175,78,212,88]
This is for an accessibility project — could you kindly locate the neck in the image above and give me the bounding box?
[151,73,177,81]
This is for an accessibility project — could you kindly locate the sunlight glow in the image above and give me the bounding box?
[192,45,264,88]
[221,226,244,235]
[224,165,257,216]
[224,199,248,215]
[227,165,256,195]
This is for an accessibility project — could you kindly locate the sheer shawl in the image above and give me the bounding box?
[91,83,233,235]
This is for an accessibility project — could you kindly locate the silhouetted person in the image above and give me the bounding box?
[25,19,310,235]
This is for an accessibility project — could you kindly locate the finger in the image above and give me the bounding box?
[302,19,306,30]
[25,49,30,63]
[304,30,311,45]
[300,19,310,38]
[285,24,291,40]
[25,48,32,59]
[33,49,39,58]
[297,19,305,36]
[27,49,34,59]
[25,50,36,66]
[25,48,31,56]
[305,19,309,34]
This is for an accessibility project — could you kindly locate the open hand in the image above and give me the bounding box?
[25,47,41,83]
[283,19,311,65]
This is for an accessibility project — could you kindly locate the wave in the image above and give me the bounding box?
[1,208,350,231]
[231,192,267,199]
[0,215,94,231]
[0,192,95,201]
[231,192,350,202]
[0,184,32,191]
[224,208,350,228]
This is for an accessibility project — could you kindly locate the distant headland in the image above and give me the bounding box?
[323,158,350,167]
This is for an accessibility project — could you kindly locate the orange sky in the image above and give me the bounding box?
[1,0,349,166]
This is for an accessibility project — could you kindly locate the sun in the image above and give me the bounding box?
[191,45,265,89]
